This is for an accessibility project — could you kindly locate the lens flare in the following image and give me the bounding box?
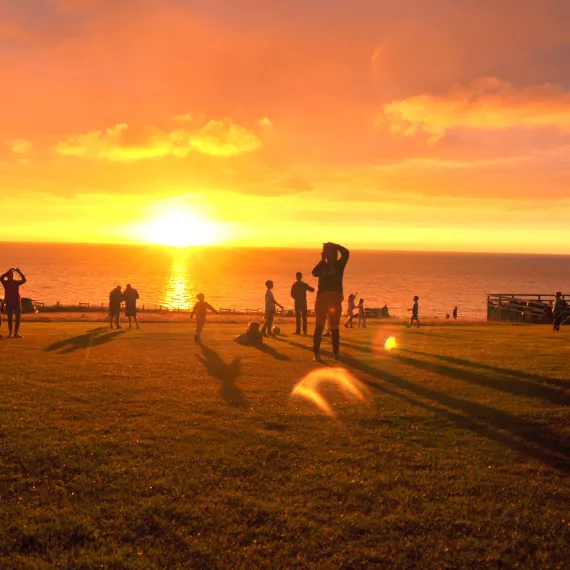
[384,336,398,351]
[291,367,369,417]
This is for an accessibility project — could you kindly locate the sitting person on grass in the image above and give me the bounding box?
[235,321,264,346]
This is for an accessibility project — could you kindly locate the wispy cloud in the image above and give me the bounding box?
[380,78,570,140]
[6,138,31,154]
[56,119,263,161]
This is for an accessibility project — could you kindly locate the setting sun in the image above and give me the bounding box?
[140,209,218,247]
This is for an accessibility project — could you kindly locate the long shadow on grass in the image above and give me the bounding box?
[252,342,292,361]
[45,327,126,354]
[196,344,246,407]
[403,349,569,389]
[280,337,570,472]
[395,352,569,405]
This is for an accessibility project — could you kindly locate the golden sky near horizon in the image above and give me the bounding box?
[2,0,570,252]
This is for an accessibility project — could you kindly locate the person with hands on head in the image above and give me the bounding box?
[0,267,27,338]
[312,242,350,362]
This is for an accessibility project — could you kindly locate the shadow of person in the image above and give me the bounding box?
[403,348,569,388]
[337,352,570,472]
[196,344,246,407]
[252,343,292,361]
[45,328,126,354]
[394,352,570,405]
[277,336,570,472]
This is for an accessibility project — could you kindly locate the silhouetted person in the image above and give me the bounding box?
[453,306,458,320]
[357,298,367,328]
[553,292,567,332]
[109,285,122,329]
[123,284,140,329]
[344,292,357,328]
[261,280,283,337]
[291,272,315,335]
[1,268,27,338]
[312,242,350,362]
[236,321,264,346]
[190,293,218,342]
[407,295,420,328]
[382,304,390,318]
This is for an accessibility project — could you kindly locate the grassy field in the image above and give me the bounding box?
[0,321,569,569]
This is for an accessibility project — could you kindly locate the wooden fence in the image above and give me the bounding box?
[487,293,569,324]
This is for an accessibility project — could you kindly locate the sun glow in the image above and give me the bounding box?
[141,209,218,247]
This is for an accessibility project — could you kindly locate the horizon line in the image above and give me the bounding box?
[0,240,569,257]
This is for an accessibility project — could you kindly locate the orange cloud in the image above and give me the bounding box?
[56,119,262,161]
[381,79,570,139]
[6,138,31,154]
[189,118,263,157]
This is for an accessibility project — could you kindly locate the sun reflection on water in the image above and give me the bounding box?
[162,250,195,310]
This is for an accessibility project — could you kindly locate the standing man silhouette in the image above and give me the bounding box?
[312,242,350,362]
[291,272,315,335]
[0,268,27,338]
[123,284,140,329]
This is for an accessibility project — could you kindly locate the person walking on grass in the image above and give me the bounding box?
[553,292,567,332]
[407,295,420,328]
[291,272,315,335]
[312,242,350,363]
[261,280,283,337]
[190,293,218,342]
[0,268,27,338]
[344,292,357,328]
[109,285,123,329]
[357,298,367,328]
[123,284,140,329]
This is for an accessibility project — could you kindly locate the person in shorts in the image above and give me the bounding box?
[109,285,123,329]
[123,284,140,329]
[0,268,27,338]
[312,242,350,362]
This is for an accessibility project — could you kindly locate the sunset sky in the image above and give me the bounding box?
[2,0,570,252]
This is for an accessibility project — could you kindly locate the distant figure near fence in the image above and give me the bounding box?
[291,272,315,335]
[123,284,140,329]
[0,268,27,338]
[553,292,567,332]
[312,242,350,362]
[109,286,122,329]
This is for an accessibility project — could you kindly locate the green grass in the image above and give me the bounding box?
[0,322,569,568]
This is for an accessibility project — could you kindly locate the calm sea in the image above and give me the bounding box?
[1,243,569,319]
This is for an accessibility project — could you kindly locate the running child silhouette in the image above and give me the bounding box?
[190,293,218,342]
[407,295,420,328]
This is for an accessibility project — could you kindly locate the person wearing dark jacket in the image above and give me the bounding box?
[553,292,567,332]
[291,272,315,335]
[312,242,349,362]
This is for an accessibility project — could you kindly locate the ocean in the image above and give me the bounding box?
[1,243,569,319]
